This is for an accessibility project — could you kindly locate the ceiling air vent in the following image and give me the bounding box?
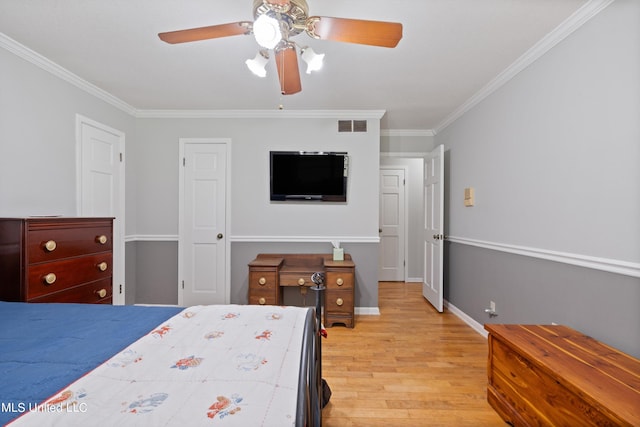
[338,120,368,133]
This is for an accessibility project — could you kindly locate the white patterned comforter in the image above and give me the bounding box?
[8,304,311,427]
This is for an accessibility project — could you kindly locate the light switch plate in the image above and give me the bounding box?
[464,187,475,206]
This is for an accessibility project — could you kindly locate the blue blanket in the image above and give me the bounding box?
[0,302,182,425]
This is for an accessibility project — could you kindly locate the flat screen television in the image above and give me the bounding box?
[270,151,349,202]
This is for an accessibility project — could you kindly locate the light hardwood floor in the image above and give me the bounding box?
[321,282,505,426]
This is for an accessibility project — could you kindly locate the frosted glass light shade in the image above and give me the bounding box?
[253,14,282,49]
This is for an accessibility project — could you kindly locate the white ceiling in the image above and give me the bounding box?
[0,0,590,130]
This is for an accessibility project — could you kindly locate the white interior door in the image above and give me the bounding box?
[179,139,229,306]
[423,145,444,312]
[379,168,406,281]
[76,115,125,305]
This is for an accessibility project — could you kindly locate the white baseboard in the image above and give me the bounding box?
[356,307,381,316]
[444,300,488,339]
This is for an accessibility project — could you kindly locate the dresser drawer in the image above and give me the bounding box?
[30,278,112,304]
[325,271,353,289]
[27,224,112,263]
[26,253,112,299]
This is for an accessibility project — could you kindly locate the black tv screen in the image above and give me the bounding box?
[270,151,348,202]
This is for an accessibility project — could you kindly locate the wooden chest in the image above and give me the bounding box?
[0,217,114,304]
[485,324,640,427]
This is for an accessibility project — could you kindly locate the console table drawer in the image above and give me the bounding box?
[280,272,314,287]
[248,291,279,306]
[325,290,353,315]
[325,271,354,289]
[249,271,278,290]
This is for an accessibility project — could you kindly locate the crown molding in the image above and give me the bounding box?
[0,32,138,116]
[381,129,435,137]
[1,33,385,122]
[433,0,615,134]
[2,0,613,130]
[134,109,386,120]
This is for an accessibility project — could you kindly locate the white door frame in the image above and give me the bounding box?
[178,138,231,305]
[379,166,408,281]
[75,114,126,305]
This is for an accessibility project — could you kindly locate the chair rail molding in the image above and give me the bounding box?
[447,236,640,279]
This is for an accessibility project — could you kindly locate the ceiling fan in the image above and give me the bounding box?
[158,0,403,95]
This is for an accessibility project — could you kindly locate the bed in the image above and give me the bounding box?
[0,301,322,426]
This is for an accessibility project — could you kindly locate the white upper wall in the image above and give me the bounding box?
[436,0,640,263]
[134,115,381,241]
[0,46,135,220]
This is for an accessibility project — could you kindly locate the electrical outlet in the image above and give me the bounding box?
[490,301,496,312]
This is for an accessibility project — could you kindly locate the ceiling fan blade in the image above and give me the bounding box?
[158,21,251,44]
[307,16,402,48]
[275,44,302,95]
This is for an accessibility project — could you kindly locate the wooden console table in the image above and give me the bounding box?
[248,253,355,328]
[485,324,640,426]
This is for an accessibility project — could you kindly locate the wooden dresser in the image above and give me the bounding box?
[248,253,356,328]
[485,324,640,427]
[0,217,114,304]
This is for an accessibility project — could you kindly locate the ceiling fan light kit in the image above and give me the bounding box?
[245,50,270,77]
[253,13,283,49]
[300,46,324,74]
[158,0,403,95]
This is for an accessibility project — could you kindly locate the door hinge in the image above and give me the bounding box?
[119,284,123,294]
[183,158,186,166]
[119,153,123,162]
[182,280,185,289]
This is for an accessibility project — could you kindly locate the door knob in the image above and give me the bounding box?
[217,233,223,239]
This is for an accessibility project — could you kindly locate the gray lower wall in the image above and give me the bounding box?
[231,242,379,308]
[446,242,640,358]
[127,241,179,305]
[128,240,379,309]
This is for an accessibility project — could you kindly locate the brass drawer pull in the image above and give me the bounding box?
[44,240,57,252]
[298,278,306,286]
[336,278,344,286]
[258,277,267,285]
[336,298,344,306]
[96,288,107,299]
[96,235,108,244]
[97,262,108,272]
[43,273,57,285]
[258,297,266,305]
